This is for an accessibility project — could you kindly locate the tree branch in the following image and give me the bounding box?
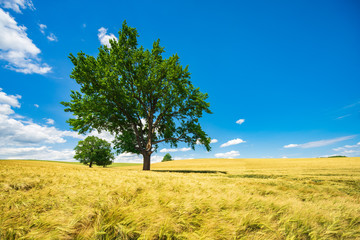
[153,133,187,144]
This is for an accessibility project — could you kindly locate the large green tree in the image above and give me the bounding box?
[62,21,211,170]
[74,136,114,168]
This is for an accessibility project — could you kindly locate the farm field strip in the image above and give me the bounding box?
[0,158,359,239]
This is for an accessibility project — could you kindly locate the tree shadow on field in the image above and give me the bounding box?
[152,170,227,174]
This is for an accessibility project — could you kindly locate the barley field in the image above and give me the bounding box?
[0,157,359,239]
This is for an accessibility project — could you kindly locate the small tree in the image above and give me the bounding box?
[62,21,211,170]
[162,153,173,162]
[74,136,114,167]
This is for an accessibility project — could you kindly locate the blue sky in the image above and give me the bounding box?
[0,0,359,162]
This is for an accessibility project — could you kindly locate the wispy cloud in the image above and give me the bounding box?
[215,150,240,158]
[236,119,245,125]
[39,23,46,34]
[336,114,351,120]
[38,23,57,42]
[220,138,246,147]
[44,118,54,125]
[0,8,51,74]
[0,0,35,13]
[333,142,360,152]
[332,141,360,156]
[98,27,117,47]
[283,144,299,148]
[284,136,355,149]
[159,147,191,153]
[47,33,57,42]
[343,100,360,109]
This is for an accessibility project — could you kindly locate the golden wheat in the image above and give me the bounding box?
[0,158,359,239]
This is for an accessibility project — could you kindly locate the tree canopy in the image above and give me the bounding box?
[74,136,114,167]
[62,21,211,170]
[162,153,173,162]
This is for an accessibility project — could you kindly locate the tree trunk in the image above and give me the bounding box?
[89,161,93,168]
[143,153,151,170]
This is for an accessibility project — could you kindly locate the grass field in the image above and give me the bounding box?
[0,157,360,239]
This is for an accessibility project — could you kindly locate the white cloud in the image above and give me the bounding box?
[151,155,164,163]
[0,145,162,163]
[284,136,355,149]
[344,144,356,148]
[0,103,14,115]
[0,88,21,107]
[47,33,57,42]
[12,113,23,118]
[98,27,117,47]
[0,8,51,74]
[34,104,38,108]
[0,0,35,13]
[114,152,162,163]
[196,138,218,144]
[38,23,57,42]
[342,150,356,154]
[236,119,245,125]
[220,138,246,147]
[0,146,75,161]
[283,144,299,148]
[115,152,142,163]
[159,147,191,153]
[39,23,46,34]
[117,152,136,157]
[0,115,83,146]
[179,147,192,152]
[86,130,114,143]
[215,150,240,158]
[0,89,83,146]
[333,142,360,152]
[332,145,360,156]
[45,118,54,125]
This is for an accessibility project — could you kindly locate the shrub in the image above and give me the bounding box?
[162,153,173,162]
